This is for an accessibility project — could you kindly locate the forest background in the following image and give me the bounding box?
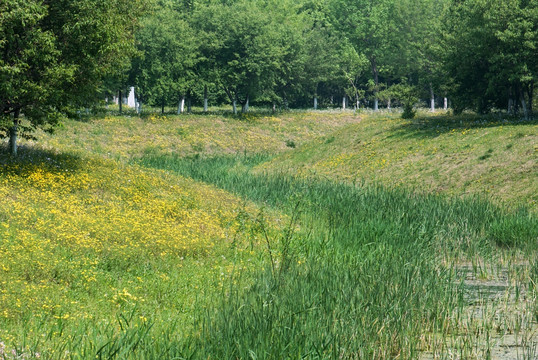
[1,0,537,150]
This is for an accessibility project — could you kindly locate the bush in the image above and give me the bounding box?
[387,82,418,120]
[402,103,416,119]
[285,139,296,148]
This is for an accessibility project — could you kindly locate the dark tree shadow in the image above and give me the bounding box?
[0,145,83,177]
[387,113,537,140]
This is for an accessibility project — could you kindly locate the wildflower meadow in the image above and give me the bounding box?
[0,109,537,359]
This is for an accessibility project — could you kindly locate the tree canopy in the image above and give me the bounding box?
[2,0,537,153]
[0,0,145,154]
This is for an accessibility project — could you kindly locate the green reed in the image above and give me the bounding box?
[136,153,537,359]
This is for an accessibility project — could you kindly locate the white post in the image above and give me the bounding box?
[314,96,318,110]
[178,96,185,114]
[204,86,208,112]
[444,97,448,110]
[430,84,435,112]
[342,96,346,110]
[127,87,136,108]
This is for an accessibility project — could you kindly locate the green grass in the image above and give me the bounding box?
[258,112,538,211]
[137,153,538,358]
[1,110,537,359]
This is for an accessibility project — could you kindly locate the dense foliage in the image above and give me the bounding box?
[1,0,537,151]
[127,0,537,116]
[0,0,145,153]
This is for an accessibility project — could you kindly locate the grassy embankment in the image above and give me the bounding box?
[1,110,537,358]
[257,112,537,211]
[0,148,284,358]
[0,111,354,358]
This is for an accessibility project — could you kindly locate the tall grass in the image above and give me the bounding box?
[138,153,538,358]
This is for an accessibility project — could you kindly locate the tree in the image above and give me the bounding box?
[329,0,397,111]
[391,0,450,111]
[131,3,199,114]
[443,0,538,115]
[0,0,144,154]
[298,0,346,109]
[193,0,309,113]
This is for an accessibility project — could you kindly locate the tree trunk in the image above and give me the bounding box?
[521,89,529,120]
[386,78,391,110]
[242,95,249,113]
[204,86,208,112]
[233,99,237,115]
[527,81,534,114]
[138,101,142,114]
[161,102,165,114]
[177,96,185,114]
[314,96,318,110]
[119,90,122,114]
[9,109,20,155]
[342,96,346,110]
[187,97,192,113]
[371,58,379,111]
[272,102,276,113]
[444,97,448,110]
[430,83,435,112]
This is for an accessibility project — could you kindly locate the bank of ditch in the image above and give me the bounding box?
[137,153,538,359]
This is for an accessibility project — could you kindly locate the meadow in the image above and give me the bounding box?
[0,109,537,359]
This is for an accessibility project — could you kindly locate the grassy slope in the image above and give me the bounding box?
[40,111,360,160]
[259,112,538,211]
[0,111,355,357]
[0,149,281,357]
[1,110,536,358]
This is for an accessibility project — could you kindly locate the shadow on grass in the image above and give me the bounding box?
[0,145,82,177]
[388,113,537,140]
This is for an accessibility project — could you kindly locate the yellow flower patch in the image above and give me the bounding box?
[0,153,267,330]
